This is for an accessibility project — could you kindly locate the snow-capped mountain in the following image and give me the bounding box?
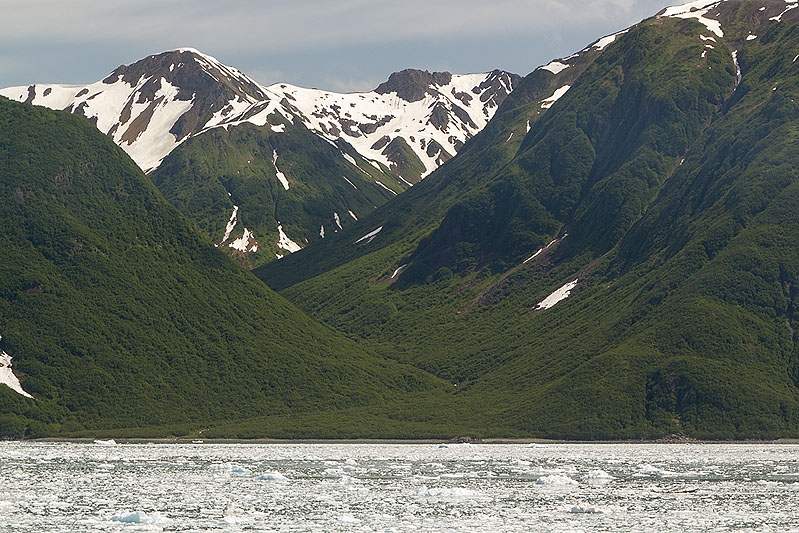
[0,49,518,181]
[269,69,519,182]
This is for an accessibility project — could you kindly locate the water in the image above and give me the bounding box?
[1,442,799,531]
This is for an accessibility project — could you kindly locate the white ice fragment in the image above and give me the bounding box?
[536,474,578,485]
[256,471,288,481]
[540,61,569,74]
[535,279,579,310]
[541,85,571,109]
[415,486,479,499]
[110,511,161,524]
[0,344,34,399]
[568,505,609,514]
[93,439,117,445]
[354,226,383,245]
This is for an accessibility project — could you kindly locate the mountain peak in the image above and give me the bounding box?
[374,69,454,101]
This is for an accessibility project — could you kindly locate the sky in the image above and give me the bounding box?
[1,0,674,92]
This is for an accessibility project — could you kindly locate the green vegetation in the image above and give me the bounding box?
[151,114,406,268]
[0,96,444,438]
[258,16,799,440]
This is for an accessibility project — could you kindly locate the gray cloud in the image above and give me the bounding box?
[1,0,672,90]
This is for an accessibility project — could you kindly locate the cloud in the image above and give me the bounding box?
[0,0,672,88]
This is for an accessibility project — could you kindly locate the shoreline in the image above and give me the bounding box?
[18,437,799,445]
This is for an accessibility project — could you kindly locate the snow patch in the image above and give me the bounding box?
[746,34,757,40]
[732,50,742,86]
[0,337,34,399]
[277,224,303,253]
[348,210,358,220]
[272,150,290,190]
[770,3,799,21]
[591,30,628,50]
[540,61,570,74]
[390,264,407,279]
[229,227,257,253]
[541,85,571,109]
[535,279,579,310]
[354,226,383,245]
[270,124,286,133]
[334,212,343,230]
[374,180,398,196]
[660,0,724,38]
[320,225,325,239]
[342,176,358,190]
[220,205,239,244]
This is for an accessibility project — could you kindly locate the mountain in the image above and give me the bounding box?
[256,0,799,440]
[0,95,443,438]
[1,50,518,266]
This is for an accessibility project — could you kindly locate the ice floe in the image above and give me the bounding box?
[256,471,288,482]
[535,474,578,486]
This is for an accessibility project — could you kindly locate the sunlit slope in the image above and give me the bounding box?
[257,9,799,439]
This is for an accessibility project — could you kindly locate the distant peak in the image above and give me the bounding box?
[374,69,454,102]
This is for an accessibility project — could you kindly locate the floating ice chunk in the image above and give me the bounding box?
[438,444,449,448]
[354,226,383,245]
[93,439,117,446]
[541,85,571,109]
[536,474,578,485]
[256,471,287,481]
[540,61,569,74]
[110,511,161,524]
[535,279,579,310]
[568,505,609,514]
[415,486,479,499]
[526,443,548,448]
[586,469,614,480]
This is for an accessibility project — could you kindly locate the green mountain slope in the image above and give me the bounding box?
[151,113,403,269]
[257,3,799,439]
[0,96,442,438]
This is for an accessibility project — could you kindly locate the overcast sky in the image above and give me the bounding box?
[1,0,673,92]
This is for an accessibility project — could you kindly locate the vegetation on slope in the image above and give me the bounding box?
[0,97,443,438]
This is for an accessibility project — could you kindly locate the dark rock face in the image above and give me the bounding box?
[375,69,454,102]
[102,50,269,143]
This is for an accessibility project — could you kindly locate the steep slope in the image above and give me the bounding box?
[0,96,442,437]
[257,0,799,439]
[1,50,518,266]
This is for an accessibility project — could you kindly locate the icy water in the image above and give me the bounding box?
[1,443,799,532]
